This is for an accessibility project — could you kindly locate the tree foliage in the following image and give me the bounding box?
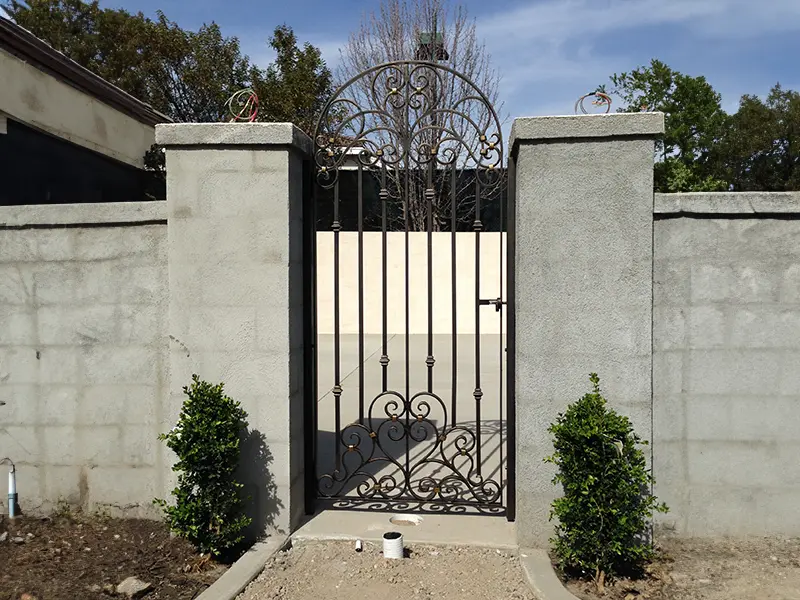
[605,59,800,193]
[606,59,728,193]
[716,84,800,192]
[3,0,332,130]
[253,25,333,134]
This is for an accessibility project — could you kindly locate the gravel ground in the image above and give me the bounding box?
[565,536,800,600]
[239,536,800,600]
[664,537,800,600]
[238,540,537,600]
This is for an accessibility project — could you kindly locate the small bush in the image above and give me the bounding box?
[154,375,251,557]
[545,373,667,591]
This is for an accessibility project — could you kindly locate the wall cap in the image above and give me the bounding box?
[155,122,312,155]
[510,113,665,149]
[0,201,166,227]
[655,192,800,215]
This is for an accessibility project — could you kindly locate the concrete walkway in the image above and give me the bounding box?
[293,509,517,549]
[315,333,509,507]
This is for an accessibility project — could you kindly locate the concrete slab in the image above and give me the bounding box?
[292,510,517,549]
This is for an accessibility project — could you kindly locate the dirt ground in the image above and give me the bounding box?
[0,513,227,600]
[564,537,800,600]
[238,540,537,600]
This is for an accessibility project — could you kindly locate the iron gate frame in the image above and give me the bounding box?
[303,60,516,519]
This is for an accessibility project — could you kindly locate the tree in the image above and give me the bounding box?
[715,84,800,191]
[252,25,333,134]
[330,0,505,231]
[143,12,253,123]
[4,0,153,101]
[605,59,729,193]
[5,0,333,194]
[4,0,332,129]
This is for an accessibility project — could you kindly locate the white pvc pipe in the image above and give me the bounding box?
[5,460,16,519]
[383,531,404,559]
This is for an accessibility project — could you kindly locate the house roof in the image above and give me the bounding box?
[0,16,172,127]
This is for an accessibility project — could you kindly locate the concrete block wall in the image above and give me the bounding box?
[510,114,664,547]
[653,192,800,536]
[3,116,798,548]
[0,202,169,516]
[156,123,310,539]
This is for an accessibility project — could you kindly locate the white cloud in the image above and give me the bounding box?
[475,0,800,119]
[239,0,795,123]
[479,0,800,47]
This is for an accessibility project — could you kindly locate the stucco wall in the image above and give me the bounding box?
[0,202,170,517]
[0,47,156,168]
[511,114,662,547]
[157,122,310,538]
[653,192,800,536]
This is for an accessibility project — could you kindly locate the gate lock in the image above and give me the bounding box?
[478,298,506,312]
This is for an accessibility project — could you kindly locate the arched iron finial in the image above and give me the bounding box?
[226,88,259,122]
[575,91,612,115]
[312,60,504,190]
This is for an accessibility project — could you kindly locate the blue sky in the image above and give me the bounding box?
[8,0,800,119]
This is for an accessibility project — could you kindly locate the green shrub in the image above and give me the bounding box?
[545,373,667,591]
[154,375,251,557]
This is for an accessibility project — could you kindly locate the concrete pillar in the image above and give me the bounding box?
[155,123,311,538]
[509,113,664,547]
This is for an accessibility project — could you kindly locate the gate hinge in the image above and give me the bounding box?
[478,298,506,312]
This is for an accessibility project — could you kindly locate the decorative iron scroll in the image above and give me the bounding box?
[312,61,504,190]
[317,391,502,510]
[575,91,612,114]
[226,88,259,122]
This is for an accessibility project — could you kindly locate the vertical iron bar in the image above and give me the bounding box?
[332,179,342,471]
[404,63,411,484]
[303,159,318,515]
[506,154,517,521]
[358,163,365,424]
[499,168,505,494]
[380,165,389,391]
[426,160,435,393]
[474,176,483,477]
[451,163,457,426]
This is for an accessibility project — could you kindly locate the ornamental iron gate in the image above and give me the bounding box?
[307,60,514,517]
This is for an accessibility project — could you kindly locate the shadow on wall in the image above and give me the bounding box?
[239,428,282,542]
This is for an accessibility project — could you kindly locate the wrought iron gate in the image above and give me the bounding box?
[307,60,513,517]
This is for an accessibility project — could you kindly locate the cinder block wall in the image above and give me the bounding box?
[653,192,800,536]
[0,202,169,517]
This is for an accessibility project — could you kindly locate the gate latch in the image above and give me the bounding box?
[478,298,506,312]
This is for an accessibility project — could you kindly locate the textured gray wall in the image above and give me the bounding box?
[653,192,800,536]
[0,202,169,516]
[511,114,663,547]
[157,123,309,539]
